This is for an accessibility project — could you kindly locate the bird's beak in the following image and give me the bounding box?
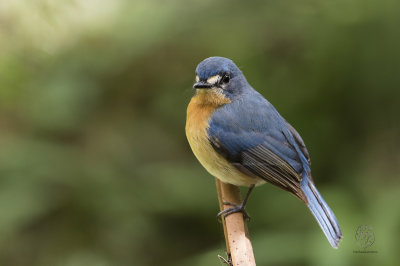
[193,81,213,89]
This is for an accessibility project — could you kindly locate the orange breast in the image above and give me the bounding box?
[185,89,265,187]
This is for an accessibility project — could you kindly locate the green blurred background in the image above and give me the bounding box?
[0,0,399,265]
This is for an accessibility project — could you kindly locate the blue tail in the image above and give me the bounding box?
[301,175,342,248]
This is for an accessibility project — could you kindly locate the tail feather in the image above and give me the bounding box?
[301,175,342,248]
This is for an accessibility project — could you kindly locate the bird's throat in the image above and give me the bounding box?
[192,88,231,106]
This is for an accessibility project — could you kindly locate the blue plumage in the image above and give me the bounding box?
[195,57,243,81]
[301,175,342,248]
[208,90,304,174]
[186,56,342,248]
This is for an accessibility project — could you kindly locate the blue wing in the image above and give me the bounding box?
[208,91,311,200]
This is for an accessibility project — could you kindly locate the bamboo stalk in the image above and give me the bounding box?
[216,179,256,266]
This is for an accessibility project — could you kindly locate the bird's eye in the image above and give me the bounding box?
[221,74,230,84]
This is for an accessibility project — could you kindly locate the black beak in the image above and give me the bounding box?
[193,81,213,89]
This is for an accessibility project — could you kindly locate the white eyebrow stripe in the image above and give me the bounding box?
[195,75,199,82]
[207,75,220,84]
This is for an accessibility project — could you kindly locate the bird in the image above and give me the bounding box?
[185,56,342,248]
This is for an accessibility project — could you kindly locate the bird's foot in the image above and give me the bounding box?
[217,201,251,221]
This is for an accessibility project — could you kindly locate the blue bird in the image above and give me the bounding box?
[185,56,342,248]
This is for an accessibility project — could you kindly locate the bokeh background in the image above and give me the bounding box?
[1,0,399,265]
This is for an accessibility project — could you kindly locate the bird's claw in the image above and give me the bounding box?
[217,202,251,221]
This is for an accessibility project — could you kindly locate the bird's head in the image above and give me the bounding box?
[193,57,247,103]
